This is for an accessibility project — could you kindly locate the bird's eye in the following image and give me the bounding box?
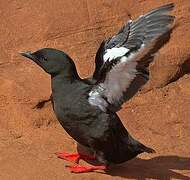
[41,56,48,61]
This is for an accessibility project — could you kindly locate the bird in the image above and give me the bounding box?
[20,3,175,173]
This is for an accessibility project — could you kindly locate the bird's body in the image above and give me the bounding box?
[51,74,153,165]
[21,3,175,173]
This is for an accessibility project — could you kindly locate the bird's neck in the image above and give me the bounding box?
[51,74,79,97]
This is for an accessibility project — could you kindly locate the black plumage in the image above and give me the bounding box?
[20,3,175,172]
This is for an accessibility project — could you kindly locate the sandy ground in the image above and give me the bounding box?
[0,0,190,179]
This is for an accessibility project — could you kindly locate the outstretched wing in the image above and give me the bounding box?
[89,3,175,112]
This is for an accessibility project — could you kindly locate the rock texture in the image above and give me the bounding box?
[0,0,190,179]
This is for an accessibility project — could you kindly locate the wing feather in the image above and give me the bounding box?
[89,3,175,112]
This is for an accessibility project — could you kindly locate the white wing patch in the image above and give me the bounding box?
[88,55,137,111]
[103,56,137,104]
[103,43,152,104]
[88,43,147,111]
[103,47,129,62]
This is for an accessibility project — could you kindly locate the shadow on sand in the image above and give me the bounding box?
[103,155,190,180]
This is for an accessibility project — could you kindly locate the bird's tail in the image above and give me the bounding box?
[128,134,156,154]
[138,143,156,154]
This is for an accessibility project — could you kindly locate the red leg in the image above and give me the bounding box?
[65,164,107,173]
[55,152,96,163]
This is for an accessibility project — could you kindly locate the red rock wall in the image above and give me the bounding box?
[0,1,190,179]
[0,0,190,146]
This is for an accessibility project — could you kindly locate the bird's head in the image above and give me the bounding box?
[20,48,78,77]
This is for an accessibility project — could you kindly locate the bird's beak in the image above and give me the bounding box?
[19,51,36,61]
